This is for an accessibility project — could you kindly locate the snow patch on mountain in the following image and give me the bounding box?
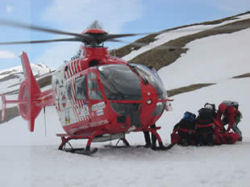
[0,63,51,79]
[0,64,51,96]
[122,13,250,62]
[158,28,250,90]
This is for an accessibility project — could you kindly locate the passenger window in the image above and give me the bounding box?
[75,76,87,100]
[88,72,103,100]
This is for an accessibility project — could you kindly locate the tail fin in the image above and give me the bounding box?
[1,52,54,132]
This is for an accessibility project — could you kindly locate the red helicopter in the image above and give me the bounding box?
[0,20,172,155]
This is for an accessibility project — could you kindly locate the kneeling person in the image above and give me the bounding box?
[172,112,196,146]
[195,108,215,146]
[216,101,242,141]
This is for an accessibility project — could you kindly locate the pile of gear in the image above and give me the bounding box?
[171,100,242,146]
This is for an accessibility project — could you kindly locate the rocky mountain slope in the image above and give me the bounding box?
[111,11,250,70]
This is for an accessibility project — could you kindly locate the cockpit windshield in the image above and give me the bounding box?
[130,64,167,99]
[98,64,142,100]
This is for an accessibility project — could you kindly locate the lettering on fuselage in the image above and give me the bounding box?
[92,101,105,117]
[92,101,105,111]
[96,109,104,116]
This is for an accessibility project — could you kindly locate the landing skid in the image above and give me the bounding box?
[56,127,175,155]
[105,138,175,151]
[58,139,98,156]
[57,133,100,156]
[62,147,98,156]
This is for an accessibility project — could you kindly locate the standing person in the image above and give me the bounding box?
[143,124,157,148]
[216,101,242,141]
[143,131,151,147]
[150,124,157,148]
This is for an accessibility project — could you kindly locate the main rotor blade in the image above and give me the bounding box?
[105,33,148,41]
[0,19,84,38]
[106,39,124,42]
[0,38,81,45]
[116,40,184,50]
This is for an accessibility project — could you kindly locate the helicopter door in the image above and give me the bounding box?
[88,72,103,100]
[75,75,87,100]
[87,72,106,121]
[75,75,90,120]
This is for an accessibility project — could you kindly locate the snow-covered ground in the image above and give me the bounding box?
[1,16,250,187]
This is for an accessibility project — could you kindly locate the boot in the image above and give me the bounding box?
[144,132,151,147]
[151,133,157,149]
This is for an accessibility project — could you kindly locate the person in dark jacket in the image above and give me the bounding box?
[143,124,157,148]
[195,108,215,146]
[172,112,196,146]
[204,103,217,118]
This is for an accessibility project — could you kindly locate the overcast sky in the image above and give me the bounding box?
[0,0,250,70]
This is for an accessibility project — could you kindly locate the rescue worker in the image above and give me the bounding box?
[216,101,242,141]
[204,103,217,118]
[203,102,241,145]
[195,107,215,146]
[172,111,196,146]
[143,124,157,148]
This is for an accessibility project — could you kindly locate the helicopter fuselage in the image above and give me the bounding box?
[52,46,167,137]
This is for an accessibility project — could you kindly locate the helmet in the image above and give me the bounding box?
[183,111,196,121]
[204,103,213,110]
[204,103,216,111]
[222,100,239,109]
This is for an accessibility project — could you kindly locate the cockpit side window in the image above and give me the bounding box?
[88,72,103,100]
[131,64,167,99]
[75,76,87,100]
